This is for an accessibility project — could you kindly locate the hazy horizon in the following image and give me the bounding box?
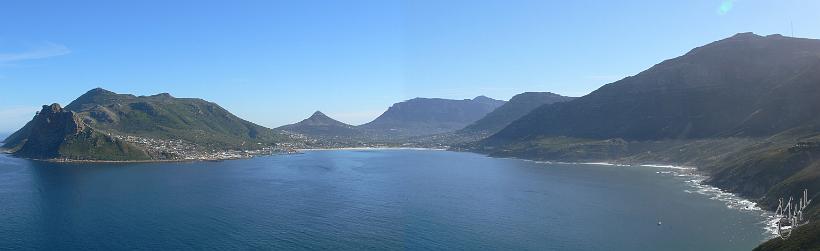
[2,1,819,132]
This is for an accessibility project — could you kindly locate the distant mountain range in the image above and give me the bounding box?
[359,96,505,137]
[279,96,511,145]
[460,92,574,136]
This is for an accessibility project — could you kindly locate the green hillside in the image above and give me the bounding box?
[2,88,297,161]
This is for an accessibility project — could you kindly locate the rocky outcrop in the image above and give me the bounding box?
[2,104,86,158]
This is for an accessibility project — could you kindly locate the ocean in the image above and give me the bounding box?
[0,149,771,250]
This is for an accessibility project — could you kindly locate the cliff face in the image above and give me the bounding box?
[3,104,86,158]
[2,102,151,161]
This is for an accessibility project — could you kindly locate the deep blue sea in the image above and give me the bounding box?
[0,150,771,250]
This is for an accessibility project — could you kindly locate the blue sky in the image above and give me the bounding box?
[1,0,819,132]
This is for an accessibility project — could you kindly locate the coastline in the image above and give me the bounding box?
[0,146,445,164]
[2,147,779,241]
[1,151,301,164]
[496,156,779,240]
[640,163,779,239]
[296,146,447,151]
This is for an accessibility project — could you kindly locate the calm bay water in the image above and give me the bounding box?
[0,150,769,250]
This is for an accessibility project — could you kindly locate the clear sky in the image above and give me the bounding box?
[1,0,819,132]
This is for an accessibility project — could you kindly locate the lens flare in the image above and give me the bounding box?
[718,0,734,15]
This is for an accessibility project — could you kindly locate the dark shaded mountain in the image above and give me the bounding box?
[2,103,149,160]
[277,111,361,138]
[476,33,820,250]
[488,33,820,143]
[3,88,294,160]
[360,96,505,137]
[460,92,574,135]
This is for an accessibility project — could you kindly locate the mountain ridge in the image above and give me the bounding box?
[3,88,297,161]
[460,92,574,135]
[360,96,505,137]
[486,33,820,143]
[472,33,820,250]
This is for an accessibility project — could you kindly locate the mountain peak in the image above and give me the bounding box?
[489,31,820,142]
[147,92,174,99]
[310,111,327,117]
[473,95,494,102]
[728,32,761,40]
[299,111,346,125]
[277,110,360,137]
[41,103,64,113]
[85,87,117,97]
[65,88,123,111]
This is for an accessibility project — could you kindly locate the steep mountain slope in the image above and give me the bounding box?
[476,33,820,250]
[3,88,295,160]
[361,96,505,137]
[2,103,149,160]
[460,92,574,135]
[488,33,820,143]
[277,111,361,138]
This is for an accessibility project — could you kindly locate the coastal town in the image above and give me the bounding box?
[113,134,299,161]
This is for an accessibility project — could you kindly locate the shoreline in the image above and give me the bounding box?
[2,147,780,240]
[511,157,778,240]
[484,154,777,240]
[0,146,445,164]
[296,146,446,151]
[0,151,300,164]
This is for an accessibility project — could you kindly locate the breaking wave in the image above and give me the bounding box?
[648,164,779,239]
[499,156,779,239]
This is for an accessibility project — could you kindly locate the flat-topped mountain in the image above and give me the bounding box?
[3,88,296,161]
[360,96,505,137]
[277,111,361,138]
[460,92,574,136]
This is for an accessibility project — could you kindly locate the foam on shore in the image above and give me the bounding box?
[646,164,778,239]
[509,158,778,239]
[580,162,631,167]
